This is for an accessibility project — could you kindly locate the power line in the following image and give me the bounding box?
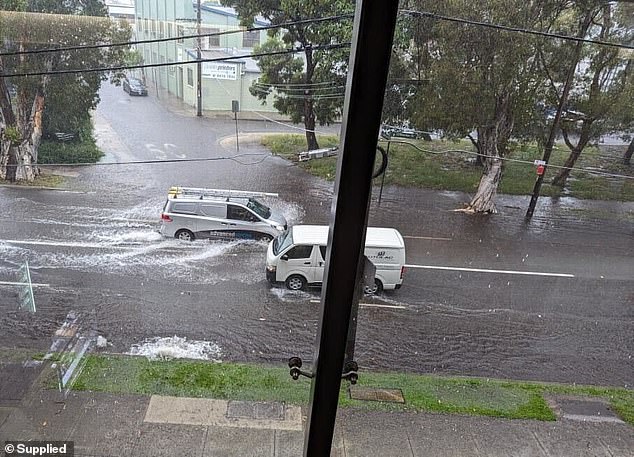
[0,43,350,78]
[381,139,634,180]
[402,10,634,51]
[0,13,354,58]
[24,152,274,167]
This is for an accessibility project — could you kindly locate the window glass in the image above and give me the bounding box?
[227,205,258,222]
[200,204,225,217]
[171,202,197,214]
[285,245,313,260]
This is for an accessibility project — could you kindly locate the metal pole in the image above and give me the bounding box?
[303,2,399,456]
[525,10,593,219]
[378,140,390,205]
[234,111,239,152]
[196,0,202,117]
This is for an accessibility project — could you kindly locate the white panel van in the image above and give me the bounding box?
[266,225,406,293]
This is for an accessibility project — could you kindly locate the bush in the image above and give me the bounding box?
[39,136,103,164]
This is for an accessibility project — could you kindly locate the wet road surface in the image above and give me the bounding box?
[0,84,632,387]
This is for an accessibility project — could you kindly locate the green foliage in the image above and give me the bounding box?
[0,2,133,169]
[221,0,353,149]
[4,125,21,144]
[38,133,103,164]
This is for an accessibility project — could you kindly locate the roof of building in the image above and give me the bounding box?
[198,2,269,26]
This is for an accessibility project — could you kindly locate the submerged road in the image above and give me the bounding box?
[0,83,632,386]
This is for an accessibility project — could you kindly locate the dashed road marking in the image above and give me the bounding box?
[359,303,407,309]
[403,235,452,241]
[0,281,50,287]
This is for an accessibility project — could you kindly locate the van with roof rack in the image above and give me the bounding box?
[159,186,288,241]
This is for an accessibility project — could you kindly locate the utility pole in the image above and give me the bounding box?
[196,0,202,117]
[525,9,595,219]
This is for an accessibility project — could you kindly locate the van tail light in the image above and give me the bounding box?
[400,266,406,280]
[161,213,172,222]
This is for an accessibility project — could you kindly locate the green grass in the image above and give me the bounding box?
[69,354,634,424]
[262,134,634,201]
[0,173,66,188]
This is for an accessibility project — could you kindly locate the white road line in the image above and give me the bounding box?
[310,299,407,310]
[405,264,575,278]
[403,235,452,241]
[0,281,50,287]
[359,303,407,309]
[3,239,129,250]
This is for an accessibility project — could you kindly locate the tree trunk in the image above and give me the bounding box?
[304,97,319,151]
[465,93,513,213]
[466,127,503,213]
[7,91,46,182]
[623,137,633,166]
[551,148,581,187]
[551,125,591,188]
[303,44,319,151]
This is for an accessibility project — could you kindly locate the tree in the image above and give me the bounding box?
[409,0,560,213]
[220,0,353,151]
[545,2,634,187]
[0,1,131,182]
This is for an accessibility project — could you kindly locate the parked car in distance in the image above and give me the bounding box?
[159,186,288,242]
[123,77,148,96]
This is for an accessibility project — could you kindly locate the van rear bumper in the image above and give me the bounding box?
[394,283,402,290]
[266,269,276,283]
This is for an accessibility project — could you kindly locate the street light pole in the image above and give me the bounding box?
[196,0,202,117]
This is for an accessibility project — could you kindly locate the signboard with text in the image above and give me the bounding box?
[202,62,238,80]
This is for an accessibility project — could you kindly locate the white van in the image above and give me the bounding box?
[266,225,406,293]
[159,187,287,241]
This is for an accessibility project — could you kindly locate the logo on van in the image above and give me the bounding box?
[369,251,394,261]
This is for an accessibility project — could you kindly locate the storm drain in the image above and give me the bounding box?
[349,386,405,403]
[226,400,285,420]
[548,396,624,424]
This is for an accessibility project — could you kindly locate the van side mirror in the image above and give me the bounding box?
[281,254,289,261]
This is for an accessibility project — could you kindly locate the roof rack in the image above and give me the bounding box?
[168,186,279,200]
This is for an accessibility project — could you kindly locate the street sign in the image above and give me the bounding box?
[17,261,36,313]
[231,100,239,113]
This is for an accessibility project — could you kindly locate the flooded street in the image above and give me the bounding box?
[0,84,632,387]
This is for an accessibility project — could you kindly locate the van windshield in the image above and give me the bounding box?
[247,198,271,219]
[272,229,293,256]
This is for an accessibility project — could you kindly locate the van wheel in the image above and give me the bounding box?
[286,275,307,291]
[364,279,383,295]
[175,229,195,241]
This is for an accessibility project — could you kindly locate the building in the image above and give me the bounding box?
[134,0,277,115]
[105,0,135,22]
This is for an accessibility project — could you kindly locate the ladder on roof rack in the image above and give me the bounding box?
[168,186,279,199]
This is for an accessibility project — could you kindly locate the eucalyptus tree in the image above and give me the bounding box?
[0,0,131,182]
[408,0,564,213]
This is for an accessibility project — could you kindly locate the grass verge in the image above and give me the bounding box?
[263,134,634,201]
[68,354,633,424]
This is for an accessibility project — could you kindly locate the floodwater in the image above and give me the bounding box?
[0,83,631,387]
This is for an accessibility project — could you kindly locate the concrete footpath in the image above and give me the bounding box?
[1,390,632,457]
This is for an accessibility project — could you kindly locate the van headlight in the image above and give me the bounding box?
[267,265,276,273]
[275,225,284,231]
